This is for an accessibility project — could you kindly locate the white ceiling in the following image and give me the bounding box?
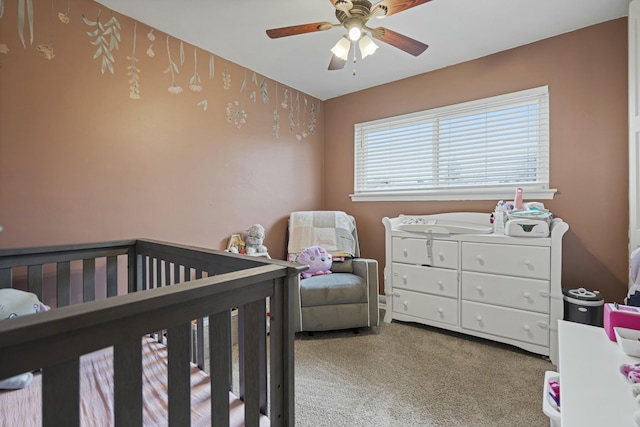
[96,0,629,101]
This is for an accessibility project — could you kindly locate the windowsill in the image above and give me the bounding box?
[349,188,557,202]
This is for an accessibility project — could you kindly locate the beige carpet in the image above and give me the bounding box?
[292,312,555,427]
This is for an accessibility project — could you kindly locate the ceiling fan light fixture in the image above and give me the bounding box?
[331,37,351,61]
[358,34,378,59]
[348,26,362,41]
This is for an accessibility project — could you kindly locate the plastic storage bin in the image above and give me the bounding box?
[542,371,561,427]
[562,287,604,326]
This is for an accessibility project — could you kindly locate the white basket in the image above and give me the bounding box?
[542,370,561,427]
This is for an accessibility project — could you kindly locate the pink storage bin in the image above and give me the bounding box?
[604,303,640,341]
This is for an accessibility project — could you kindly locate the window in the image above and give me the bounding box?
[352,86,555,201]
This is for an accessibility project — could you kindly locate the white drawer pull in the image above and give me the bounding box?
[537,321,549,329]
[403,301,408,309]
[438,280,444,290]
[476,285,483,291]
[476,315,482,322]
[402,249,408,257]
[523,324,531,332]
[523,259,531,265]
[438,308,444,313]
[523,292,531,299]
[402,275,408,284]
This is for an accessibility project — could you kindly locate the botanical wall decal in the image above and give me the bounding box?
[0,0,320,140]
[58,0,71,24]
[82,9,120,74]
[222,62,231,90]
[273,82,280,138]
[146,28,154,57]
[127,21,140,99]
[37,0,56,60]
[17,0,34,48]
[163,35,181,94]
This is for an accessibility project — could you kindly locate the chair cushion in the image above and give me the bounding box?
[299,273,367,307]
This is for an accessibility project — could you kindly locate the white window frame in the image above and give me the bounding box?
[351,86,556,202]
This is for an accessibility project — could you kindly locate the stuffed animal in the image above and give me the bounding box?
[297,246,332,279]
[621,363,640,384]
[0,289,50,390]
[244,224,268,254]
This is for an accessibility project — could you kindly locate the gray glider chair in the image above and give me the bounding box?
[287,211,379,332]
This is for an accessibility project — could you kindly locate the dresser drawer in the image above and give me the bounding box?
[461,271,550,313]
[392,289,458,326]
[392,263,458,298]
[461,301,549,347]
[461,242,550,280]
[392,237,458,269]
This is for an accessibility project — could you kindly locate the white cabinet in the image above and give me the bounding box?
[383,212,568,364]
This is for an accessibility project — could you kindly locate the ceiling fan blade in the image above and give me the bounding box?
[371,27,428,56]
[328,54,347,70]
[266,22,334,39]
[329,0,353,12]
[370,0,432,18]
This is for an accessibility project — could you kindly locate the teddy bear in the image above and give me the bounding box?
[297,246,332,279]
[244,224,268,254]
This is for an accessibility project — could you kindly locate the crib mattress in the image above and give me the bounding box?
[0,337,269,427]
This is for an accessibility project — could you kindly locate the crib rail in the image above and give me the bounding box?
[0,239,302,427]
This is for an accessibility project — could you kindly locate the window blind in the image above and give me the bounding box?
[354,86,549,199]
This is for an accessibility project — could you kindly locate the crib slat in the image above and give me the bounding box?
[56,261,71,307]
[107,256,118,297]
[165,261,171,286]
[43,358,80,427]
[195,318,204,370]
[127,251,136,294]
[114,338,143,427]
[168,322,191,426]
[209,310,232,426]
[83,259,96,302]
[240,299,268,425]
[0,268,12,288]
[138,254,147,291]
[155,258,162,288]
[27,264,43,300]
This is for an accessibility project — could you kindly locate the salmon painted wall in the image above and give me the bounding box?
[324,19,629,303]
[0,0,324,259]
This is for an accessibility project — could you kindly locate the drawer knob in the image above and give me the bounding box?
[403,301,408,309]
[402,249,408,256]
[476,315,482,322]
[476,255,485,265]
[438,280,444,290]
[402,274,408,284]
[523,324,530,331]
[438,307,444,313]
[523,259,531,265]
[523,292,531,299]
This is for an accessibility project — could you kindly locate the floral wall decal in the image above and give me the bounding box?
[37,0,56,60]
[146,28,154,57]
[127,21,140,99]
[0,0,321,139]
[82,9,121,74]
[163,35,182,94]
[222,62,231,90]
[273,82,280,139]
[189,47,203,92]
[58,0,71,24]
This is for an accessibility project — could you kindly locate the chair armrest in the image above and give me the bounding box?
[352,258,380,327]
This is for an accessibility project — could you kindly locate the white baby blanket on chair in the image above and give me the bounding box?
[288,211,356,257]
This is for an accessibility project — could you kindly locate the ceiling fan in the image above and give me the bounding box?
[266,0,431,71]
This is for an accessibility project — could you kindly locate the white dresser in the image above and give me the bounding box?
[382,212,569,364]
